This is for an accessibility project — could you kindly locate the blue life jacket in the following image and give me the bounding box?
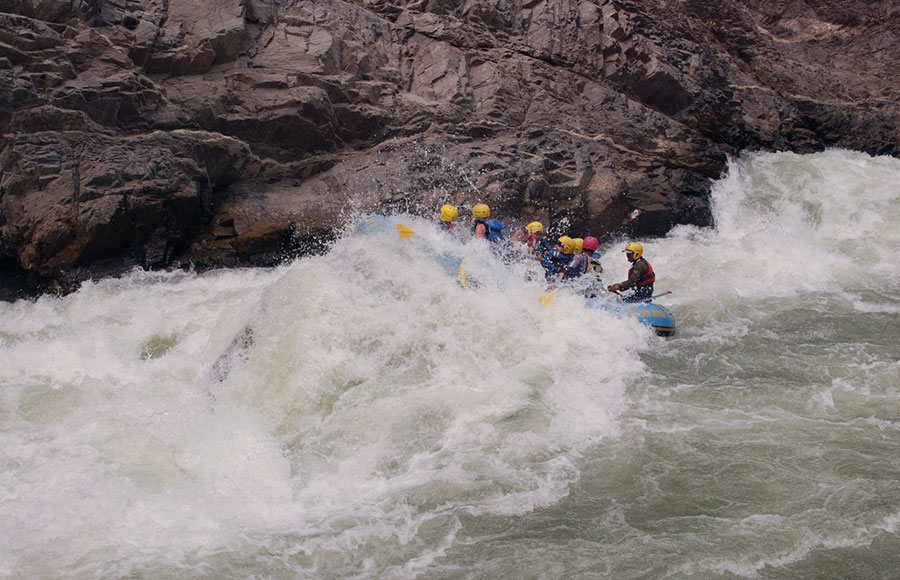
[471,218,505,242]
[542,249,570,279]
[534,237,552,258]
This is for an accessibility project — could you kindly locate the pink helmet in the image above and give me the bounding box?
[582,236,599,253]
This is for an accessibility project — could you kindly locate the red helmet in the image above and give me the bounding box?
[582,236,599,253]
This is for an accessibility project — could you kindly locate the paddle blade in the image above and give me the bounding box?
[459,264,467,288]
[538,290,557,306]
[396,224,414,238]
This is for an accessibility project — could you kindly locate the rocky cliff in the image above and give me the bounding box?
[1,0,898,292]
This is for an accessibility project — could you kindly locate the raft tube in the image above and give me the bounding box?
[587,298,676,337]
[623,302,676,337]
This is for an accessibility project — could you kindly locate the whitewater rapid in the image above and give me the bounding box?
[1,149,898,579]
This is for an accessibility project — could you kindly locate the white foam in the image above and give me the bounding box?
[653,149,900,306]
[0,215,651,576]
[3,149,899,577]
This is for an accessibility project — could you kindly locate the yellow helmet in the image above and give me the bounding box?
[557,235,575,255]
[624,241,643,259]
[472,204,491,219]
[440,204,459,223]
[573,238,584,254]
[526,221,544,234]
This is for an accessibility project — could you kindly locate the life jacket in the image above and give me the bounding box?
[562,253,589,278]
[441,221,454,230]
[586,253,603,274]
[471,218,505,242]
[542,249,569,277]
[635,258,655,288]
[528,236,551,267]
[540,253,554,274]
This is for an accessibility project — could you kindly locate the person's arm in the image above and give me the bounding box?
[619,260,647,291]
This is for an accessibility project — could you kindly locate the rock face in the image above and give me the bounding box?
[1,0,898,292]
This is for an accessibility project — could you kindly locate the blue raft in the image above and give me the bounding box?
[356,214,395,236]
[588,298,676,337]
[356,215,464,279]
[622,301,676,337]
[356,215,677,336]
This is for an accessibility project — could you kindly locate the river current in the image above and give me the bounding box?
[1,150,899,579]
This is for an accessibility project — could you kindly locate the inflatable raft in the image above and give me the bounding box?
[587,298,676,337]
[356,215,676,336]
[622,301,676,337]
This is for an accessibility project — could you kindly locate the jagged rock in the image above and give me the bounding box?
[0,129,259,288]
[0,0,898,293]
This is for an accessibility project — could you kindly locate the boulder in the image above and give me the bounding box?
[0,129,259,290]
[0,0,897,293]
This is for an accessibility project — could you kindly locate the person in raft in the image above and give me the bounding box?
[470,204,505,242]
[439,204,459,230]
[544,235,575,280]
[583,236,603,274]
[607,241,655,302]
[558,235,600,280]
[508,226,526,244]
[523,221,551,259]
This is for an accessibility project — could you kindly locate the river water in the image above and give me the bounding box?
[1,150,899,579]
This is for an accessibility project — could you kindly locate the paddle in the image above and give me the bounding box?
[613,290,672,302]
[538,289,557,306]
[395,222,471,288]
[641,290,672,302]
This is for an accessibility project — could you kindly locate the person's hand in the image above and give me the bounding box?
[607,283,620,292]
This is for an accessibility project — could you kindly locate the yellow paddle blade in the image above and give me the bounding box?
[458,264,467,288]
[396,224,414,238]
[538,290,557,306]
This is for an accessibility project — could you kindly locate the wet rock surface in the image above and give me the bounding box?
[1,0,897,293]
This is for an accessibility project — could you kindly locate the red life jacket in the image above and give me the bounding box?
[636,259,655,287]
